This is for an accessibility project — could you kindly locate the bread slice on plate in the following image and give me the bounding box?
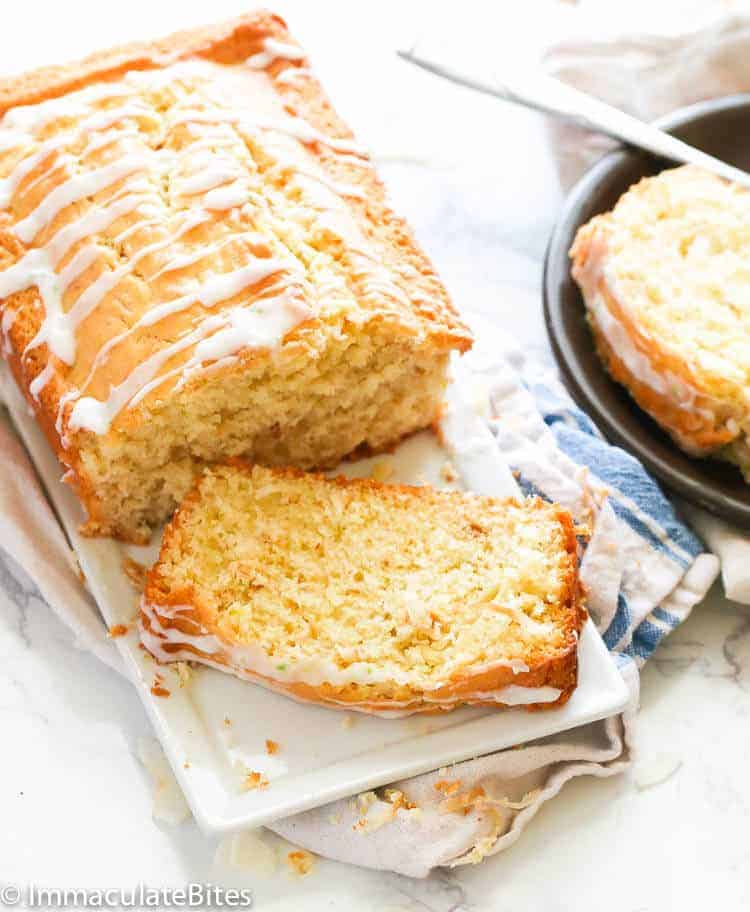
[140,463,585,716]
[571,164,750,478]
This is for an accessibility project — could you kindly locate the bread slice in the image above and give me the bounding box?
[0,11,471,543]
[571,165,750,476]
[140,463,585,716]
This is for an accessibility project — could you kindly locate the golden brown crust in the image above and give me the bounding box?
[0,11,471,540]
[0,12,289,111]
[141,462,585,713]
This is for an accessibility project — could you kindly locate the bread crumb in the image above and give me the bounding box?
[353,788,419,833]
[434,779,462,796]
[174,662,192,688]
[356,791,377,813]
[72,555,86,585]
[150,675,170,698]
[108,623,129,638]
[242,771,269,791]
[371,459,394,482]
[439,785,485,815]
[223,717,232,727]
[440,460,458,483]
[265,739,279,755]
[439,785,541,816]
[183,761,191,769]
[287,849,314,876]
[122,557,147,590]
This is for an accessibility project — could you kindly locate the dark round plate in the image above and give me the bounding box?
[544,94,750,528]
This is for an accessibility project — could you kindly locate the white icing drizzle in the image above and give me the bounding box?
[274,66,313,86]
[332,151,374,170]
[79,103,159,133]
[1,307,16,354]
[1,83,132,133]
[75,211,210,327]
[246,38,306,70]
[0,59,380,439]
[13,153,148,243]
[80,127,140,157]
[174,166,241,196]
[29,362,54,401]
[293,167,367,201]
[169,108,367,157]
[138,258,289,328]
[69,284,306,433]
[0,135,68,207]
[140,599,545,711]
[57,254,288,425]
[149,232,255,282]
[0,129,32,151]
[0,195,142,364]
[202,181,249,211]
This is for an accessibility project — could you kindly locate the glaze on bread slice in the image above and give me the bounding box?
[0,12,471,542]
[140,464,585,716]
[571,165,750,477]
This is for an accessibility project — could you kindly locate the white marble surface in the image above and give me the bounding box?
[1,1,749,908]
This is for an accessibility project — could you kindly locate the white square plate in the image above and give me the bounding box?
[2,367,628,833]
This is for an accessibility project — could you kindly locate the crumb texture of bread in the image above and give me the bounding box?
[141,464,584,715]
[0,11,471,541]
[571,165,750,475]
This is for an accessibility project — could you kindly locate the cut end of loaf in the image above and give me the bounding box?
[141,464,585,714]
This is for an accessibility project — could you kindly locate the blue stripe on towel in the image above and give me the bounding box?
[514,473,550,502]
[528,382,603,439]
[652,606,681,627]
[603,593,633,651]
[631,616,672,660]
[606,499,690,569]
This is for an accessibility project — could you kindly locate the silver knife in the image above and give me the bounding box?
[397,49,750,190]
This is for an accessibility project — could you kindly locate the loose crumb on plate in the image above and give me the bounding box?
[122,557,148,590]
[223,716,232,727]
[151,673,170,698]
[174,662,192,688]
[242,771,269,791]
[434,779,462,797]
[108,623,129,638]
[286,850,314,876]
[371,458,394,482]
[265,739,280,755]
[440,459,458,483]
